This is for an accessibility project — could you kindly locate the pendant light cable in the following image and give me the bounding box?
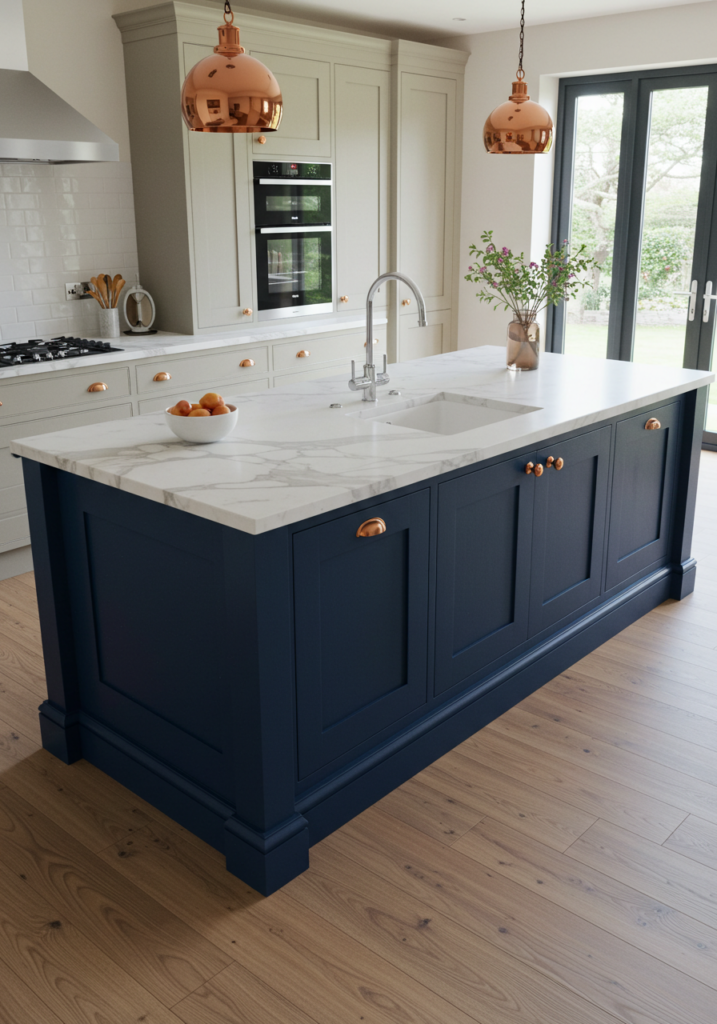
[224,1,233,24]
[517,0,525,80]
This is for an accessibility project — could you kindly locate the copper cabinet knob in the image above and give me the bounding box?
[525,462,544,476]
[242,308,253,316]
[153,372,171,382]
[340,295,349,303]
[402,298,411,306]
[546,456,564,470]
[257,135,267,144]
[87,382,108,392]
[356,517,386,538]
[645,417,661,430]
[240,358,255,367]
[297,349,310,358]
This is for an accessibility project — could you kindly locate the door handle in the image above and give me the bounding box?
[674,280,698,321]
[703,280,717,322]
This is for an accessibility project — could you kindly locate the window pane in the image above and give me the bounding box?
[564,93,624,358]
[633,86,708,366]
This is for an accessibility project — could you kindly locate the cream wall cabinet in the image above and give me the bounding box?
[334,65,391,315]
[399,309,451,362]
[115,4,466,350]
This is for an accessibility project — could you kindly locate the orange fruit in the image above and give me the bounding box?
[188,408,211,417]
[190,403,202,410]
[175,399,192,416]
[168,405,181,416]
[212,404,231,415]
[199,392,223,410]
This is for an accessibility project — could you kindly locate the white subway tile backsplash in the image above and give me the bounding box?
[0,162,139,342]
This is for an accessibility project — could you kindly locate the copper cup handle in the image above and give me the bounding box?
[297,350,310,358]
[153,372,171,381]
[87,382,108,392]
[356,517,386,538]
[645,418,661,430]
[240,358,255,367]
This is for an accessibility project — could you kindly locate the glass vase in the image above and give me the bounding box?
[506,312,539,370]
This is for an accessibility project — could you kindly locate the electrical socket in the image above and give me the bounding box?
[65,282,89,301]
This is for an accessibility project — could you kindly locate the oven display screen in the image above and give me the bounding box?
[266,196,322,213]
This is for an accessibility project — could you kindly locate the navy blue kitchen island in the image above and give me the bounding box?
[13,347,713,894]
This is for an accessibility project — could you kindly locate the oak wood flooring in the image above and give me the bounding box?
[0,451,714,1024]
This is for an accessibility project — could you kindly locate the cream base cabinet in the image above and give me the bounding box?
[400,309,451,362]
[334,65,390,316]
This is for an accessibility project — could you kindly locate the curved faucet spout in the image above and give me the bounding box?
[354,271,427,402]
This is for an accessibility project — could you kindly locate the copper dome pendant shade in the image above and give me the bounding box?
[181,1,282,134]
[483,0,552,154]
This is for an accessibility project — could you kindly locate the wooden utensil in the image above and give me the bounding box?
[114,278,125,309]
[87,287,104,308]
[90,276,106,308]
[96,275,109,309]
[112,273,122,308]
[104,274,113,308]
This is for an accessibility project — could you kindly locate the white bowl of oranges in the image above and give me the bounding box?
[165,392,238,443]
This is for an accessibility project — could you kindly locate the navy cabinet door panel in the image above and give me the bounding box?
[606,401,680,590]
[58,475,232,801]
[529,426,611,634]
[435,455,535,695]
[293,489,430,779]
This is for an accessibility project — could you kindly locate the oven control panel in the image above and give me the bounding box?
[253,161,331,180]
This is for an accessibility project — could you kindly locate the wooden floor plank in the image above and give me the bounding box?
[486,707,717,825]
[0,961,67,1024]
[604,625,717,681]
[288,838,624,1024]
[374,773,484,845]
[565,818,717,930]
[417,753,598,852]
[453,817,717,991]
[455,730,687,843]
[545,671,717,752]
[0,714,41,772]
[663,815,717,872]
[0,856,184,1024]
[0,784,232,1007]
[98,825,483,1024]
[172,962,319,1024]
[522,685,717,786]
[325,808,717,1024]
[573,646,717,709]
[0,635,46,699]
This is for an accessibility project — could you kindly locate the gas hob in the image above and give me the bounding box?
[0,337,124,366]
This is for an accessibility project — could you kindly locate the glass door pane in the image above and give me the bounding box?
[632,86,709,367]
[564,93,624,359]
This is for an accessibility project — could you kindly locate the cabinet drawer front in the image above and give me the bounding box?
[136,347,268,394]
[139,378,269,415]
[606,400,681,590]
[435,454,535,696]
[529,426,611,635]
[0,367,130,416]
[272,332,363,372]
[294,488,430,780]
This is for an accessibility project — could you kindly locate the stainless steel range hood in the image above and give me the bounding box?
[0,0,119,163]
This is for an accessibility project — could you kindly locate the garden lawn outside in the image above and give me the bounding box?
[564,324,717,433]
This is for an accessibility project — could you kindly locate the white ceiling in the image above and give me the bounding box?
[220,0,715,42]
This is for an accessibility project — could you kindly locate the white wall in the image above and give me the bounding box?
[449,0,717,350]
[0,0,164,341]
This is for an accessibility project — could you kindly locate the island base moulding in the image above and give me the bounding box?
[21,382,708,896]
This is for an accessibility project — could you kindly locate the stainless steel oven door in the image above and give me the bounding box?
[256,226,333,320]
[253,180,332,227]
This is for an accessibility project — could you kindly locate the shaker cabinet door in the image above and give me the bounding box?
[606,400,681,590]
[250,53,331,157]
[293,489,430,779]
[435,454,535,695]
[529,425,611,634]
[334,65,390,314]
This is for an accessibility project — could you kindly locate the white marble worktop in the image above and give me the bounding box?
[11,346,714,535]
[0,314,383,380]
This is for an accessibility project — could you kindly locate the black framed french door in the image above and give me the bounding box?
[549,65,717,447]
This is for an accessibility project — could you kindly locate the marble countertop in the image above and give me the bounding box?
[0,313,384,380]
[11,346,714,535]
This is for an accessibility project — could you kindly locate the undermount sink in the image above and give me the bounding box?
[352,392,541,436]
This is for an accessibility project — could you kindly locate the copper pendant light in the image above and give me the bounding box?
[181,1,282,134]
[483,0,552,154]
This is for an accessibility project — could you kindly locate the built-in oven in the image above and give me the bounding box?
[253,161,333,320]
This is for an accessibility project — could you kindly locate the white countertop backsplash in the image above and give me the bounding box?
[0,314,385,380]
[11,346,714,535]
